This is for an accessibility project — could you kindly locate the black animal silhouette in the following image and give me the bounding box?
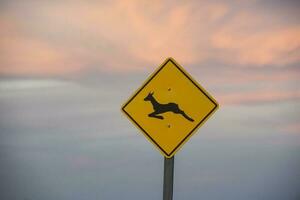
[144,92,194,122]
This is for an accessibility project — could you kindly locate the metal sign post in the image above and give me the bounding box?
[163,156,174,200]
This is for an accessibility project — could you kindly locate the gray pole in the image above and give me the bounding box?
[163,156,174,200]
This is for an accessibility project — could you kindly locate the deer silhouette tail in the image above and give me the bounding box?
[181,111,194,122]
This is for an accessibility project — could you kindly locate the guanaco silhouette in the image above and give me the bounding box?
[144,92,194,122]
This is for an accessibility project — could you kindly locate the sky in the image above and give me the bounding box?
[0,0,299,200]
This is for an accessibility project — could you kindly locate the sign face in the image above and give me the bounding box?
[122,58,218,158]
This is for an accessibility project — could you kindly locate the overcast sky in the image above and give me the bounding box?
[0,0,299,199]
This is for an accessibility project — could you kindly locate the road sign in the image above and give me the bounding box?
[122,58,218,158]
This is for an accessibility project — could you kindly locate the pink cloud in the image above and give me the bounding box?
[0,0,299,76]
[218,89,300,105]
[207,68,300,86]
[212,12,300,66]
[281,123,300,134]
[0,1,230,75]
[0,17,86,75]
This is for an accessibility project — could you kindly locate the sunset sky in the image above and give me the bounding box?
[0,0,299,199]
[1,0,300,104]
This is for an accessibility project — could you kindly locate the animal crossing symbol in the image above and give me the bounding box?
[121,57,219,158]
[144,92,194,122]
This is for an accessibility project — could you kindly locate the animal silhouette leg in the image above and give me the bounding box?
[179,110,194,122]
[148,112,164,120]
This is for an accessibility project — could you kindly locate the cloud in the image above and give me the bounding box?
[69,155,97,170]
[212,20,300,66]
[0,0,299,76]
[37,0,206,68]
[281,123,300,134]
[218,89,300,105]
[0,79,72,90]
[1,0,299,105]
[0,16,86,75]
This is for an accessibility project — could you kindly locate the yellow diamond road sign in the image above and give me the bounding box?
[122,58,218,158]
